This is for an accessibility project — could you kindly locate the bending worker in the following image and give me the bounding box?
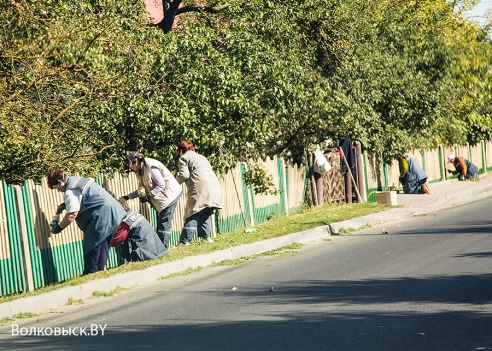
[122,151,182,251]
[447,154,478,180]
[48,170,127,274]
[398,153,431,194]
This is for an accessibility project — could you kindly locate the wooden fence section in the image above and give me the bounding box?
[249,157,285,223]
[320,152,345,203]
[285,161,308,212]
[216,165,248,233]
[485,141,492,171]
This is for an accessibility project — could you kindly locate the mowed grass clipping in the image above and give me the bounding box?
[0,202,392,304]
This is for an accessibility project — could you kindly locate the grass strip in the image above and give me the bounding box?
[0,202,392,304]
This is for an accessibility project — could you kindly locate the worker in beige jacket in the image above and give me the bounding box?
[176,140,222,245]
[123,152,182,251]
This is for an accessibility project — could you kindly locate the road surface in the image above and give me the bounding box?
[1,197,491,350]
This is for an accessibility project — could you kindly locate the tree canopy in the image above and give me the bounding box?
[1,0,491,184]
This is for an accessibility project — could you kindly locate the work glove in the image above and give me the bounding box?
[56,202,66,215]
[139,195,151,204]
[122,195,129,201]
[50,224,63,234]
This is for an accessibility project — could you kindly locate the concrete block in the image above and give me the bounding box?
[376,191,398,205]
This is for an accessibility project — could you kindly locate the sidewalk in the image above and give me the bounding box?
[397,174,492,211]
[2,174,492,319]
[328,174,492,234]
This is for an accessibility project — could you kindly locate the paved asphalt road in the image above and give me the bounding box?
[0,196,491,351]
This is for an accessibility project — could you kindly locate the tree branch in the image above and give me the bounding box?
[153,1,230,33]
[60,144,116,160]
[175,4,230,16]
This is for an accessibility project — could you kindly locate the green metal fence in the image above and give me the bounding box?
[1,181,25,296]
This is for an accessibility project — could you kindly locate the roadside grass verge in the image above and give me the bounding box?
[91,286,131,298]
[211,243,305,267]
[0,312,39,325]
[154,242,303,282]
[0,202,392,304]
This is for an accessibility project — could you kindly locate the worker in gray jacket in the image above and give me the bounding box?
[48,170,127,274]
[48,170,167,275]
[176,140,222,245]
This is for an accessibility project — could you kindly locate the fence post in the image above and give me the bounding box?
[382,155,389,191]
[307,152,318,206]
[244,164,255,227]
[481,140,486,175]
[14,186,34,293]
[355,142,367,202]
[280,158,289,216]
[315,172,323,205]
[438,145,444,181]
[362,150,371,202]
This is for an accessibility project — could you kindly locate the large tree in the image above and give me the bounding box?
[1,0,490,184]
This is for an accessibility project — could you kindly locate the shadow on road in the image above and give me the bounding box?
[3,273,491,351]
